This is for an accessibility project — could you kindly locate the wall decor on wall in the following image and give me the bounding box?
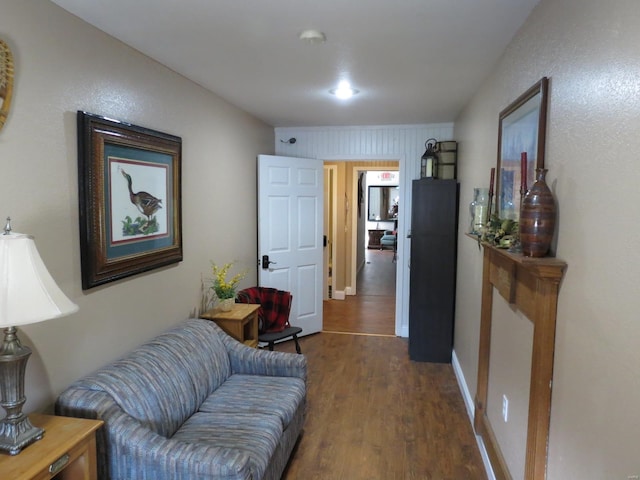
[368,185,399,221]
[77,111,182,289]
[496,77,549,222]
[0,39,15,132]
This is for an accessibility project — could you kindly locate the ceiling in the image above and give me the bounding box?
[50,0,539,128]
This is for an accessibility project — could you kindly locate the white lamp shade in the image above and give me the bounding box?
[0,232,78,327]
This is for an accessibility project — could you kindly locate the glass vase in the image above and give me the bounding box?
[469,187,489,235]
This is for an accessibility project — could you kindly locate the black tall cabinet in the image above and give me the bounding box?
[409,179,459,363]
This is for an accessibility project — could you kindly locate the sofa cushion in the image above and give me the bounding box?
[199,374,305,428]
[171,411,283,480]
[71,319,232,438]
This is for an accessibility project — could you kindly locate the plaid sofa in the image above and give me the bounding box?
[55,319,307,480]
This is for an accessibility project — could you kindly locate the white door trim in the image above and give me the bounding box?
[340,155,409,337]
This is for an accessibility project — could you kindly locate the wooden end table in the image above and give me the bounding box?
[0,414,103,480]
[201,303,260,348]
[367,229,385,249]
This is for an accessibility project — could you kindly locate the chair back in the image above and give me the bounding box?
[236,287,293,334]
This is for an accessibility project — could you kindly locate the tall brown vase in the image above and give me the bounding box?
[520,168,556,257]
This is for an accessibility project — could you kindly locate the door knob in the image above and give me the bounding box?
[261,255,277,269]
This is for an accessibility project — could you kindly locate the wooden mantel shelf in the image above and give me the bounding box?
[472,239,567,480]
[466,233,565,276]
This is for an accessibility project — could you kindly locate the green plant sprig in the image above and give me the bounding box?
[480,215,519,248]
[211,262,247,300]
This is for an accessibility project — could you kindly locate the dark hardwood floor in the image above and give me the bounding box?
[323,249,396,336]
[278,334,487,479]
[275,250,487,479]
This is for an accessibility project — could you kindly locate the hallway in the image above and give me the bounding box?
[323,248,396,336]
[279,328,487,479]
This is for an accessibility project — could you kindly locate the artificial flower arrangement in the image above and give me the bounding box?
[480,215,519,249]
[211,262,247,300]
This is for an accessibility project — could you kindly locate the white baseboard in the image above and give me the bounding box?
[333,290,346,300]
[451,350,496,480]
[345,286,354,296]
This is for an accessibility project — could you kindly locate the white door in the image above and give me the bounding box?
[258,154,324,335]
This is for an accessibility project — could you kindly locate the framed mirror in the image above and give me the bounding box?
[368,185,398,221]
[496,77,549,221]
[0,39,15,132]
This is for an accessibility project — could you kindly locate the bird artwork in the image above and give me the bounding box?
[119,167,163,236]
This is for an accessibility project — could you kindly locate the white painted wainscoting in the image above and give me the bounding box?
[274,123,454,337]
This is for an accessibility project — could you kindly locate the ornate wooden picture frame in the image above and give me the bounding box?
[78,112,182,289]
[0,39,15,132]
[496,77,549,221]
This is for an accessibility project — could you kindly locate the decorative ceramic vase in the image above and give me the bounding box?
[469,187,489,235]
[219,297,235,312]
[519,168,556,257]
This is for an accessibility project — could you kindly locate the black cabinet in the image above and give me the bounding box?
[409,179,459,363]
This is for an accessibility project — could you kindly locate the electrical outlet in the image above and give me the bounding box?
[502,395,509,422]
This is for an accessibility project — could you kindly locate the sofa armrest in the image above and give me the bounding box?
[219,332,307,381]
[108,415,253,480]
[57,388,253,480]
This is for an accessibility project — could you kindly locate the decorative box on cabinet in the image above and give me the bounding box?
[408,179,459,363]
[436,140,457,179]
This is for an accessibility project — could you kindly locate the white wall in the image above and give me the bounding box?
[275,124,454,336]
[1,0,273,412]
[454,0,640,478]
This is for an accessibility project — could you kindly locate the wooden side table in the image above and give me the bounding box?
[201,303,260,348]
[367,229,385,249]
[0,414,103,480]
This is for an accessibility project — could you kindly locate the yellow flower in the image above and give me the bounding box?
[211,262,247,299]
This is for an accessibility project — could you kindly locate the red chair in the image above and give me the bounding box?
[236,287,302,353]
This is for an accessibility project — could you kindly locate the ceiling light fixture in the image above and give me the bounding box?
[299,29,326,44]
[330,80,359,100]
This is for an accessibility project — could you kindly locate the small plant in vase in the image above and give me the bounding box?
[211,262,247,311]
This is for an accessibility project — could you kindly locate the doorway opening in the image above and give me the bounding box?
[322,161,399,336]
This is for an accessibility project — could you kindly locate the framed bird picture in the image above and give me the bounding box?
[77,111,182,289]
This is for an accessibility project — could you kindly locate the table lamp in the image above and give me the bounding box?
[0,218,78,455]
